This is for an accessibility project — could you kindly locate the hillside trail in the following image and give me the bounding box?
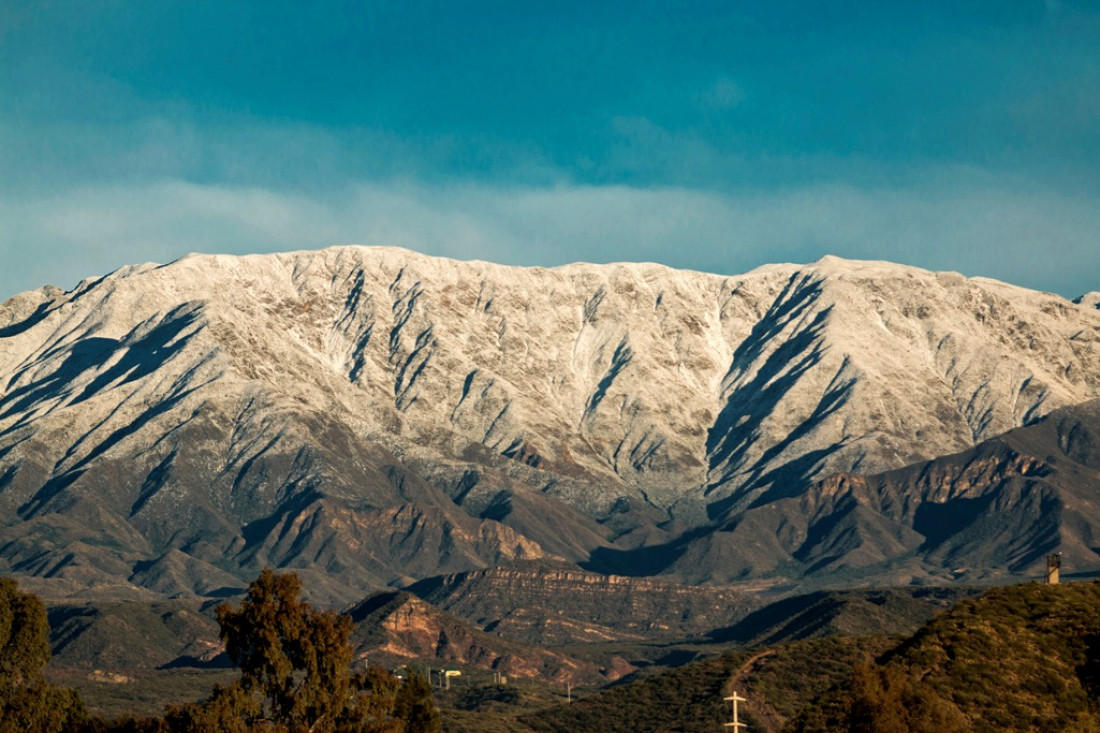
[726,649,784,732]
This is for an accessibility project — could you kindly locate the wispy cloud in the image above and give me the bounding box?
[696,78,746,111]
[2,176,1096,301]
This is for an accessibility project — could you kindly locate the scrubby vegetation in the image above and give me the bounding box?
[517,582,1100,733]
[744,636,897,725]
[518,636,894,733]
[520,649,753,733]
[790,581,1100,731]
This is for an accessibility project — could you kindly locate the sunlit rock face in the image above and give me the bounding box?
[0,246,1098,598]
[345,590,628,685]
[405,560,745,644]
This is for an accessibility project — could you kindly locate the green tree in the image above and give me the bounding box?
[165,570,441,732]
[0,576,87,733]
[173,569,438,733]
[393,671,440,733]
[164,681,257,732]
[214,570,358,731]
[216,572,345,726]
[338,668,408,733]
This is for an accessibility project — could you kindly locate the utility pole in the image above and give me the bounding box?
[724,691,747,731]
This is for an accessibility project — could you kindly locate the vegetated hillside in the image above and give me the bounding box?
[790,581,1100,732]
[521,647,754,733]
[1,246,1098,600]
[519,637,893,733]
[346,591,634,686]
[520,582,1100,733]
[405,560,745,645]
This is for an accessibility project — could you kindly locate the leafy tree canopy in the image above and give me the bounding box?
[0,577,87,733]
[167,569,439,733]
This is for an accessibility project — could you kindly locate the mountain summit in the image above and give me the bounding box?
[1,247,1098,600]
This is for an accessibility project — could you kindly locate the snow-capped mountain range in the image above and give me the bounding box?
[1,247,1098,601]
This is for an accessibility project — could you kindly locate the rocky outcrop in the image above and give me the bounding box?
[1074,292,1100,310]
[346,591,631,684]
[406,561,744,644]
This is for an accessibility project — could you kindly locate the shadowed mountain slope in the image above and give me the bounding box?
[708,587,978,648]
[627,399,1100,584]
[46,599,223,671]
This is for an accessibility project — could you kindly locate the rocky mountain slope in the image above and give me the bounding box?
[1,246,1098,599]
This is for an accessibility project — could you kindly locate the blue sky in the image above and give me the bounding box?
[2,1,1098,300]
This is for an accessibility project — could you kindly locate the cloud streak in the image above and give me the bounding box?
[2,177,1096,301]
